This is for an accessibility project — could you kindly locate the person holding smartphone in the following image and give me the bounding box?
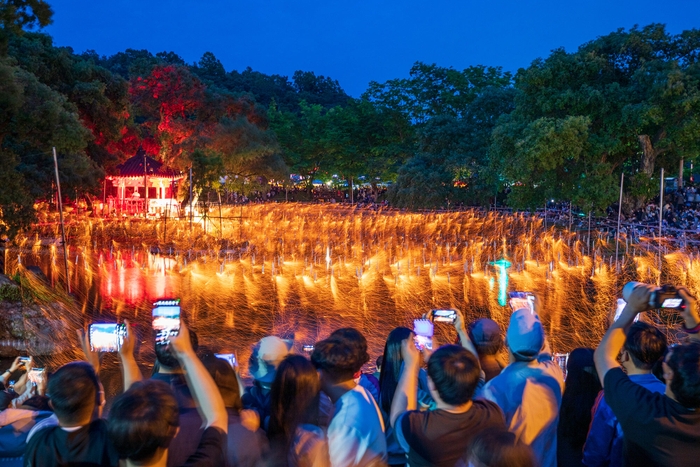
[389,340,505,467]
[109,321,228,467]
[478,307,564,467]
[593,286,700,467]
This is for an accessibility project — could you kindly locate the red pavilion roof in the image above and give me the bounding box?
[108,148,183,180]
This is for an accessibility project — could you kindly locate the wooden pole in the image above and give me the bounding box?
[615,173,624,271]
[544,201,547,230]
[189,166,193,231]
[658,168,664,285]
[218,191,223,239]
[587,210,592,255]
[350,177,354,204]
[143,151,148,219]
[53,147,71,294]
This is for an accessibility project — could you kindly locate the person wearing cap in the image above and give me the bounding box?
[242,336,290,429]
[468,318,507,382]
[478,308,564,467]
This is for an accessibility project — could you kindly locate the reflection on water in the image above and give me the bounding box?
[3,205,695,375]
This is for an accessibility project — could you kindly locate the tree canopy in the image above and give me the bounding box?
[2,20,700,236]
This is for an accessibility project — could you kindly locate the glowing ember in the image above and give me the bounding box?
[4,205,695,376]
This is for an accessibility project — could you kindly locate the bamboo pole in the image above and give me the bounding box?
[615,173,624,271]
[53,147,71,294]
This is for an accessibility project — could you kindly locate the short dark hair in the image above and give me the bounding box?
[427,345,481,405]
[666,342,700,409]
[47,362,98,425]
[155,330,199,369]
[108,380,179,462]
[469,428,537,467]
[311,336,365,382]
[330,328,370,365]
[20,395,51,412]
[623,322,667,370]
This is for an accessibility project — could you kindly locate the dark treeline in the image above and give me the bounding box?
[1,1,700,238]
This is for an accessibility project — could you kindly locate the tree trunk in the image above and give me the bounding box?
[638,134,659,176]
[679,158,684,189]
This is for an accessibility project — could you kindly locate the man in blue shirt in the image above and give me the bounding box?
[583,322,667,467]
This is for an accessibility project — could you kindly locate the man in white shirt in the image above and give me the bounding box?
[311,331,387,467]
[478,308,564,467]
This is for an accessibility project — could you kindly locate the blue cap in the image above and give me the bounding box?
[507,308,544,360]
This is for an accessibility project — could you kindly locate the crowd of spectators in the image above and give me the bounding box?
[216,185,389,207]
[1,283,700,466]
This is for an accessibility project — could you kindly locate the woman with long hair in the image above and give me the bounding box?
[557,347,601,467]
[267,354,329,467]
[378,327,433,466]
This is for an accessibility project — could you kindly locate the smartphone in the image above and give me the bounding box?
[554,352,569,380]
[509,292,535,313]
[302,344,315,353]
[431,309,457,324]
[413,334,433,351]
[28,368,44,384]
[89,323,126,352]
[152,299,181,345]
[215,353,236,368]
[413,319,434,351]
[18,357,31,366]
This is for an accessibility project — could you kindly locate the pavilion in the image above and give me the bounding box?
[105,148,184,217]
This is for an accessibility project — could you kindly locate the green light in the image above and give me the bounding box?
[489,259,511,306]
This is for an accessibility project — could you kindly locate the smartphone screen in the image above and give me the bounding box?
[413,334,433,351]
[554,352,569,380]
[28,368,44,384]
[152,300,181,345]
[432,309,457,323]
[413,319,434,351]
[18,357,31,366]
[509,292,535,314]
[302,344,315,353]
[661,298,683,309]
[215,353,236,368]
[89,323,126,352]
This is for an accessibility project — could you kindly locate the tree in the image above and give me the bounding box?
[9,33,133,170]
[0,0,52,53]
[193,51,226,86]
[491,24,700,210]
[369,62,515,208]
[0,59,94,236]
[129,64,206,165]
[325,99,414,190]
[269,101,331,185]
[364,62,512,123]
[292,70,349,108]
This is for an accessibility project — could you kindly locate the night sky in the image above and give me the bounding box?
[45,0,700,96]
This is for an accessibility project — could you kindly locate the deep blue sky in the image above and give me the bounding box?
[45,0,700,96]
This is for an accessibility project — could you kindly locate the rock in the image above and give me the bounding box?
[0,274,17,288]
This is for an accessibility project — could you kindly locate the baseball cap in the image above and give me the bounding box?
[506,308,544,361]
[469,318,502,345]
[249,336,289,383]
